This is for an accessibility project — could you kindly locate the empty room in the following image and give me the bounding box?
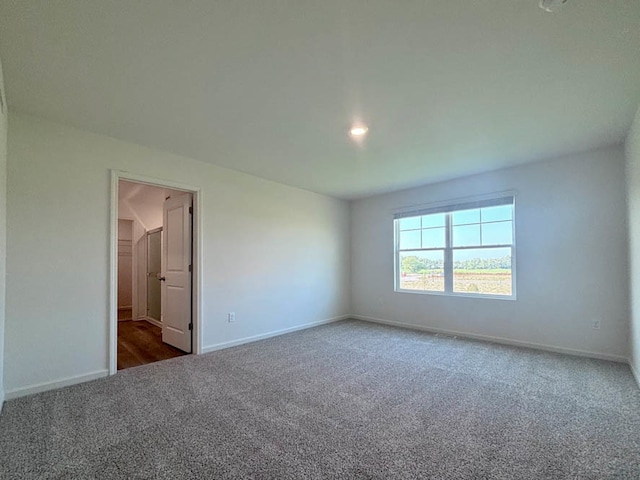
[0,1,639,478]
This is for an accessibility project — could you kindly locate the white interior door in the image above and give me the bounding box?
[161,193,193,352]
[146,229,162,322]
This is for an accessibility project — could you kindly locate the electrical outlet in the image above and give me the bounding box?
[228,312,236,323]
[592,319,601,330]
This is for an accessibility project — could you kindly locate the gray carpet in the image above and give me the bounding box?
[1,319,639,479]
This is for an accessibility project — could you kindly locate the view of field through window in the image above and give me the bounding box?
[397,203,513,296]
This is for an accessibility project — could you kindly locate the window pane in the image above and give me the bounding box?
[399,251,445,292]
[399,230,421,249]
[453,248,512,296]
[482,221,512,245]
[482,205,512,223]
[398,217,421,230]
[422,213,446,228]
[452,224,480,247]
[452,208,480,225]
[422,227,445,248]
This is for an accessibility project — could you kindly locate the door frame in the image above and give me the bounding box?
[109,170,203,374]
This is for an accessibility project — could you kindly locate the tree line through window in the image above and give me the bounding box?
[394,197,515,297]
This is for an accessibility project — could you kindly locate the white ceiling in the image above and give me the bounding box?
[118,181,183,231]
[1,0,639,199]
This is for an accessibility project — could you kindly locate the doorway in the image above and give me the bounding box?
[109,172,201,374]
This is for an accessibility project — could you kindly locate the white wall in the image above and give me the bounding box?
[5,113,350,395]
[351,146,629,360]
[0,57,8,409]
[626,105,640,382]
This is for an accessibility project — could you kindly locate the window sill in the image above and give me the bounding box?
[394,288,517,301]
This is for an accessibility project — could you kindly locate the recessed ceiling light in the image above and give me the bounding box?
[350,125,369,137]
[539,0,568,13]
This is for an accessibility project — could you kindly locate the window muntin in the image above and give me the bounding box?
[395,197,515,298]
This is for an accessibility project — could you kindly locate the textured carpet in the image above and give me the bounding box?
[1,319,639,479]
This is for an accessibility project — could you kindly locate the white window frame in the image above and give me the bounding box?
[393,195,516,300]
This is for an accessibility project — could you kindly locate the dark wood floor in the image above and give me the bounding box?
[117,320,187,370]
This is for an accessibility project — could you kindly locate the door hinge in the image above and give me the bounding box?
[189,206,193,214]
[188,264,192,272]
[188,323,193,330]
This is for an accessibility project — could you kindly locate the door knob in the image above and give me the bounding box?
[158,276,166,282]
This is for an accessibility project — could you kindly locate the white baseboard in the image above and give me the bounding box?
[141,316,162,328]
[4,370,109,401]
[352,314,629,363]
[202,315,349,354]
[4,316,348,400]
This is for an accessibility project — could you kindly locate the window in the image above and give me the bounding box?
[394,196,515,298]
